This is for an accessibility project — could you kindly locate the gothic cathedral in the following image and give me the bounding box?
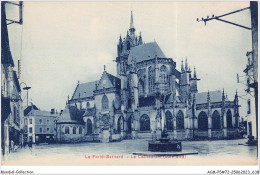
[56,12,240,143]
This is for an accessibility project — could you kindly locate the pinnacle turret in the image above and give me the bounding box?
[194,66,197,78]
[181,58,184,72]
[185,57,188,71]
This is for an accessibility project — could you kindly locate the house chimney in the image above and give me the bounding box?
[51,108,55,114]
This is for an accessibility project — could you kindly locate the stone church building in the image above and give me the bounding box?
[57,12,240,143]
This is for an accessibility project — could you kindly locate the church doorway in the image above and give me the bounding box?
[140,114,150,131]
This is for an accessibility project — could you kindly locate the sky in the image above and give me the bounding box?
[6,1,252,117]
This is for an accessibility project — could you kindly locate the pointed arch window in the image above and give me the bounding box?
[79,127,82,134]
[227,110,232,128]
[102,95,109,110]
[212,110,221,129]
[87,119,93,134]
[138,79,145,95]
[176,110,184,130]
[160,65,169,94]
[198,111,208,131]
[165,111,173,131]
[73,127,76,134]
[148,66,155,93]
[65,127,69,134]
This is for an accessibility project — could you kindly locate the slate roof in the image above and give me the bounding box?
[195,91,222,104]
[24,105,39,116]
[57,105,84,124]
[27,110,57,118]
[71,81,98,100]
[83,107,96,117]
[128,42,166,64]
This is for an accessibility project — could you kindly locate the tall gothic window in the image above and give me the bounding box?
[148,66,155,93]
[176,110,184,130]
[140,114,150,131]
[212,110,221,129]
[87,119,93,134]
[160,65,169,94]
[117,116,124,133]
[138,79,145,95]
[165,111,173,131]
[227,109,232,128]
[198,111,208,131]
[102,95,109,110]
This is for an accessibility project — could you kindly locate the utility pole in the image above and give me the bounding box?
[197,2,258,153]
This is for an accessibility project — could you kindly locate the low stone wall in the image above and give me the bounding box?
[194,130,208,139]
[112,134,122,141]
[227,128,239,139]
[176,130,187,140]
[83,134,100,142]
[137,131,152,139]
[211,130,224,139]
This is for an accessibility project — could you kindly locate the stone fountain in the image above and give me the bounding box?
[148,129,182,152]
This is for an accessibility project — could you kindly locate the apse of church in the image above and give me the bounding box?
[59,11,240,143]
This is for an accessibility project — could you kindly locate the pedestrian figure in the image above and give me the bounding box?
[11,140,14,152]
[28,140,32,152]
[23,141,27,148]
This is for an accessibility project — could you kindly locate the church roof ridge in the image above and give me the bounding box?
[128,41,166,64]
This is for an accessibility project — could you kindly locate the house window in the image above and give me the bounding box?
[29,127,32,133]
[73,127,76,134]
[65,127,69,134]
[86,102,90,108]
[29,119,32,124]
[102,95,109,110]
[40,128,42,133]
[47,119,50,125]
[47,128,50,133]
[24,118,27,125]
[39,119,42,124]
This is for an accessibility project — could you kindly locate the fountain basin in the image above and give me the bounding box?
[148,140,182,152]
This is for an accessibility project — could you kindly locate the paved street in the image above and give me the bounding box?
[1,139,257,165]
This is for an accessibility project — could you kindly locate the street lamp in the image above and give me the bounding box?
[20,82,31,107]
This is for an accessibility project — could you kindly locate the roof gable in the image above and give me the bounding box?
[97,71,121,90]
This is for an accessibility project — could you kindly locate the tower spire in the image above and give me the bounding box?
[129,11,135,35]
[130,10,134,29]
